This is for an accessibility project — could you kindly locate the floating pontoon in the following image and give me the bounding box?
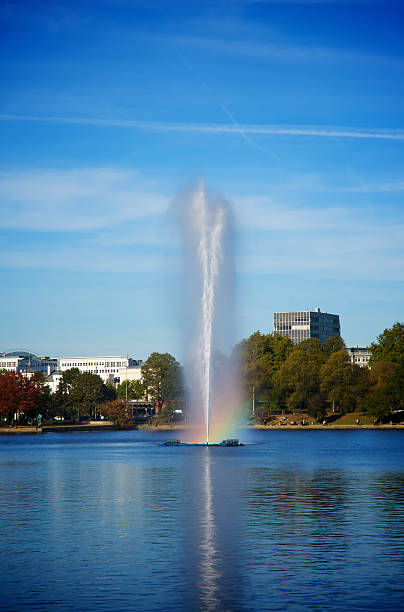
[160,438,244,447]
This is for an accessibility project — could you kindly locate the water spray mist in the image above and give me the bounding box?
[175,181,240,444]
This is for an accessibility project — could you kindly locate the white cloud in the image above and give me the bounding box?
[0,247,178,274]
[233,194,404,281]
[0,167,168,232]
[232,195,348,231]
[342,181,404,193]
[0,167,403,282]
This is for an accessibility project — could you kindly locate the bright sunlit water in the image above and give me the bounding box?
[1,429,403,611]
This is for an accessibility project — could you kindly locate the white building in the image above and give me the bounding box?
[45,370,64,393]
[58,356,141,384]
[0,352,57,375]
[346,347,371,368]
[117,365,142,383]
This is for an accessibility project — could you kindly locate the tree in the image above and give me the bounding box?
[275,349,325,416]
[297,338,323,354]
[366,323,404,420]
[99,400,133,428]
[116,379,144,400]
[366,358,404,421]
[367,387,395,423]
[235,331,294,411]
[141,353,183,413]
[320,350,369,414]
[54,368,81,419]
[388,360,404,410]
[369,322,404,366]
[0,371,41,424]
[54,368,116,420]
[31,371,54,421]
[322,335,346,357]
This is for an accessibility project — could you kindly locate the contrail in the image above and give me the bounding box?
[181,59,279,159]
[1,114,404,140]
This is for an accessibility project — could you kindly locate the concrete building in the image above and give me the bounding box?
[58,356,142,384]
[273,307,341,344]
[346,347,371,368]
[0,351,58,375]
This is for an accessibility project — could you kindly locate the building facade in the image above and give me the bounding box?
[0,351,58,375]
[45,370,64,393]
[273,308,340,344]
[117,365,142,383]
[346,347,371,368]
[58,356,142,384]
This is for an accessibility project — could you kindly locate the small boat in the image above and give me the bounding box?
[159,438,244,447]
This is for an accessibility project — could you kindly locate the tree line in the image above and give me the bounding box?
[236,322,404,423]
[1,322,403,427]
[0,352,183,427]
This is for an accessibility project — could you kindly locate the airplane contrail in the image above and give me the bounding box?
[1,113,404,140]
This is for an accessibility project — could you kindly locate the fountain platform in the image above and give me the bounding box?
[160,439,244,447]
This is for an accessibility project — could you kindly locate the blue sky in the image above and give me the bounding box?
[1,0,403,359]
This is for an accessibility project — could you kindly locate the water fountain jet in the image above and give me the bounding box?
[167,181,243,446]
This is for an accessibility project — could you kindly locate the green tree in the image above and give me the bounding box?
[351,364,371,414]
[366,358,404,421]
[367,387,395,423]
[54,368,81,420]
[297,338,323,354]
[320,350,368,414]
[141,353,183,413]
[275,349,325,416]
[235,331,294,412]
[369,322,404,366]
[388,360,404,410]
[54,369,115,421]
[31,371,54,421]
[80,372,111,419]
[322,335,346,357]
[116,379,144,400]
[366,323,404,420]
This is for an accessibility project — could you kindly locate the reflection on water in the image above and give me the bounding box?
[0,430,403,611]
[183,448,244,611]
[199,451,219,611]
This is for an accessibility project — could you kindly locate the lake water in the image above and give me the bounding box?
[0,429,403,611]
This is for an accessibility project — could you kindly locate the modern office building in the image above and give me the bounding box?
[346,347,371,368]
[273,307,340,344]
[0,351,58,375]
[58,356,142,384]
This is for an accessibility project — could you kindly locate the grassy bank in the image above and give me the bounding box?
[1,418,404,435]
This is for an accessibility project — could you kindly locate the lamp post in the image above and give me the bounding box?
[125,362,128,402]
[252,385,255,417]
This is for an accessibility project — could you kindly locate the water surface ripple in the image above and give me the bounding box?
[0,429,403,611]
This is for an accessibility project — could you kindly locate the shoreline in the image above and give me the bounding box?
[1,423,404,434]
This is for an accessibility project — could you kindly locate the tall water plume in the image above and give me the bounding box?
[175,181,240,443]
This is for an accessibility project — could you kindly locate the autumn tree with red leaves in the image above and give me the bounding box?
[0,371,41,425]
[99,399,133,429]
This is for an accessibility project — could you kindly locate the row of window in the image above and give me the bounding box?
[62,362,125,368]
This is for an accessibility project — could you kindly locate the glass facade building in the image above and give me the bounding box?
[273,308,340,344]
